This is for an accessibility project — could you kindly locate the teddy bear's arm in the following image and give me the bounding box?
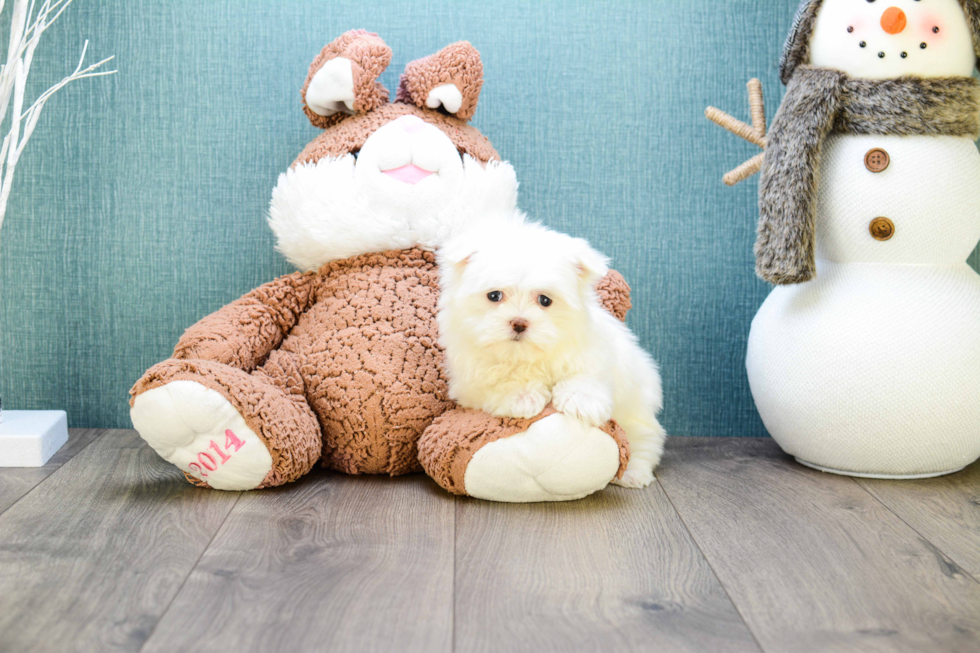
[172,271,317,371]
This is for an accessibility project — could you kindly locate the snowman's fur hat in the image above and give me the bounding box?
[780,0,980,84]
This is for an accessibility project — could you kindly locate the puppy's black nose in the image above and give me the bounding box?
[510,318,529,334]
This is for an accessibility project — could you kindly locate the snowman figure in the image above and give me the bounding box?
[710,0,980,477]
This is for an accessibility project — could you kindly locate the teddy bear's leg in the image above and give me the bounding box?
[418,407,630,503]
[130,352,321,491]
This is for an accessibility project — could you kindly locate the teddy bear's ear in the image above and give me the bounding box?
[396,41,484,121]
[302,30,392,129]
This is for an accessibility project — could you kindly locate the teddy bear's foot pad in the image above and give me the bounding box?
[464,413,622,503]
[131,381,273,490]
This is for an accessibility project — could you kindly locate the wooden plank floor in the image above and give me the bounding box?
[0,431,977,653]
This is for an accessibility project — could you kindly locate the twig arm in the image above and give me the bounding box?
[748,78,766,137]
[705,78,768,186]
[705,106,766,149]
[724,152,765,187]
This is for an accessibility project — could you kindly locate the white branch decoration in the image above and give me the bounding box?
[0,0,115,241]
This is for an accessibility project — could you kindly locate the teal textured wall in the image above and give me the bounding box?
[2,0,968,434]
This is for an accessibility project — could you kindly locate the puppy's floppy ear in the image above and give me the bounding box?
[397,41,484,121]
[302,30,392,129]
[437,239,477,284]
[572,239,610,287]
[450,252,475,272]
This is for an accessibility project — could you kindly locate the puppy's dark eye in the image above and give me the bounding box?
[487,291,503,303]
[538,295,553,308]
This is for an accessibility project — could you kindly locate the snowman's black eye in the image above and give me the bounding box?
[933,26,940,33]
[860,41,867,48]
[878,51,886,58]
[901,51,908,58]
[921,42,928,49]
[538,295,553,308]
[487,291,503,303]
[847,26,855,33]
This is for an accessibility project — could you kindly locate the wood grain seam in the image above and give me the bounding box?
[451,495,457,653]
[656,477,767,653]
[850,478,980,587]
[137,491,243,653]
[0,428,107,518]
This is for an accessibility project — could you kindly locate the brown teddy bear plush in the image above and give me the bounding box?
[130,31,633,502]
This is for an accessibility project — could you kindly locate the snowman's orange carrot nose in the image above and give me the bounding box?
[881,7,907,35]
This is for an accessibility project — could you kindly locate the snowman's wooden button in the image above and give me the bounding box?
[870,217,895,241]
[865,148,890,172]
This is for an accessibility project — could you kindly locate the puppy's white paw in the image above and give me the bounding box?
[493,388,551,419]
[553,379,613,427]
[611,467,655,489]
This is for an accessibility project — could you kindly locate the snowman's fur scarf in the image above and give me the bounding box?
[757,66,980,285]
[780,0,980,84]
[836,76,980,137]
[757,67,843,285]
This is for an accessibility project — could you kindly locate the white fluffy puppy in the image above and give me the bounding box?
[437,219,666,488]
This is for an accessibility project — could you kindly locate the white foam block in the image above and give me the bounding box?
[0,411,69,467]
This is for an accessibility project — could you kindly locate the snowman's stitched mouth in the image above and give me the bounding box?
[382,164,435,185]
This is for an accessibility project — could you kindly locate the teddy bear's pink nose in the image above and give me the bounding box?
[396,114,427,134]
